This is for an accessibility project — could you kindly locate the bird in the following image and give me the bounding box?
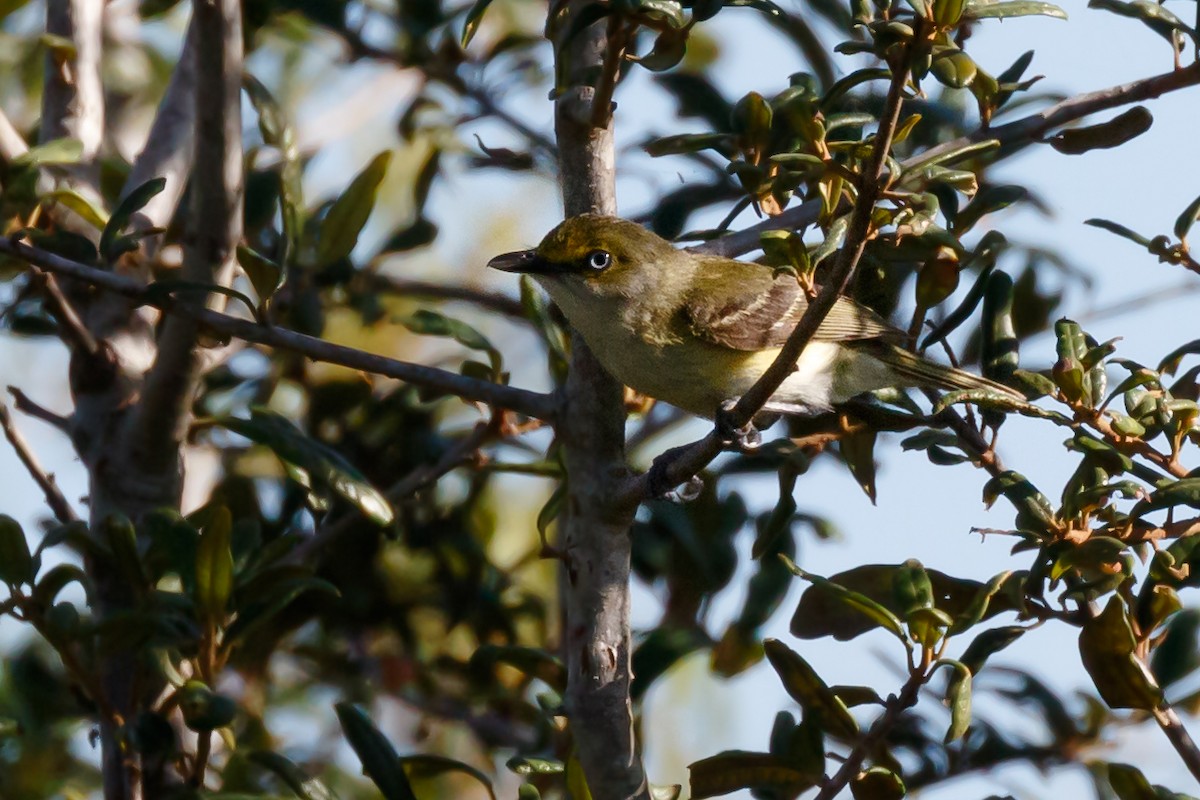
[488,214,1023,421]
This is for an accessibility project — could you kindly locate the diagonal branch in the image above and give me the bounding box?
[686,63,1200,267]
[286,420,497,565]
[122,16,199,251]
[125,0,243,479]
[0,402,78,524]
[0,237,560,420]
[905,62,1200,170]
[618,59,914,505]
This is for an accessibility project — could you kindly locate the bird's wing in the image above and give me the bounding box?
[683,272,901,351]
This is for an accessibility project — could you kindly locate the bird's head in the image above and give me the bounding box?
[487,215,684,301]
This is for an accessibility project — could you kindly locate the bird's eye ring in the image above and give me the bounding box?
[586,250,612,271]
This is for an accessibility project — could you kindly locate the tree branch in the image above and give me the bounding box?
[1154,702,1200,784]
[122,16,198,250]
[8,387,71,434]
[814,662,927,800]
[906,62,1200,170]
[41,0,104,168]
[0,237,560,420]
[126,0,243,480]
[368,274,527,318]
[0,402,78,524]
[619,60,914,505]
[286,420,497,565]
[554,5,649,799]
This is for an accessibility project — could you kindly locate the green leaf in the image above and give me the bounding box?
[224,575,339,645]
[399,755,497,800]
[12,137,83,167]
[314,151,392,268]
[1174,194,1200,242]
[249,750,341,800]
[1085,218,1154,248]
[902,139,1000,174]
[471,644,566,690]
[32,563,89,606]
[634,29,689,71]
[461,0,495,46]
[792,562,1021,641]
[334,703,419,800]
[940,659,972,742]
[237,245,284,308]
[195,506,233,621]
[958,625,1026,674]
[961,0,1066,20]
[1079,596,1163,710]
[1049,106,1154,155]
[44,188,108,230]
[1087,0,1194,43]
[784,558,908,643]
[0,515,34,585]
[812,213,850,267]
[763,639,859,739]
[688,751,818,799]
[100,177,167,263]
[850,767,905,800]
[400,309,502,378]
[244,74,304,267]
[179,681,238,731]
[506,757,564,775]
[219,408,393,525]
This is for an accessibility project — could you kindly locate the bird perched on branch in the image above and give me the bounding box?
[489,214,1021,421]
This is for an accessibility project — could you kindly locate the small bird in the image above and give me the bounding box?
[489,214,1022,420]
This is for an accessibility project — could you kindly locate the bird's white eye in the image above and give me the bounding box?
[586,250,612,270]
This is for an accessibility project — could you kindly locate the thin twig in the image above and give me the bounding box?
[127,0,242,477]
[1153,703,1200,784]
[368,274,526,318]
[31,270,100,356]
[0,403,77,523]
[814,660,928,800]
[286,420,496,565]
[0,237,559,421]
[7,387,71,434]
[619,60,914,505]
[906,62,1200,170]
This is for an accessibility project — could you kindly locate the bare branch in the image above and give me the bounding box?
[0,237,560,420]
[41,0,104,163]
[122,17,199,247]
[0,402,78,524]
[8,388,71,434]
[814,663,927,800]
[127,0,243,478]
[0,107,27,163]
[368,274,527,318]
[686,198,823,259]
[906,62,1200,170]
[554,5,649,799]
[1154,699,1200,783]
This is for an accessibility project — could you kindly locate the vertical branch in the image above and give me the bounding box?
[126,0,243,480]
[122,18,199,255]
[41,0,104,188]
[553,9,649,800]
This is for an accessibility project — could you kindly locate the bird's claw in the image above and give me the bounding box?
[716,399,762,452]
[647,459,704,503]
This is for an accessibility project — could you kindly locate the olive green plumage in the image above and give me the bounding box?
[489,214,1021,418]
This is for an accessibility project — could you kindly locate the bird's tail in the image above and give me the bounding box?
[866,342,1025,401]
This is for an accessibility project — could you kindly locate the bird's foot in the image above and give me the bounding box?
[646,454,705,503]
[715,399,762,452]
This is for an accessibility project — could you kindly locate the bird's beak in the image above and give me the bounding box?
[487,249,558,274]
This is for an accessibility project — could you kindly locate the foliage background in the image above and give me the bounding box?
[1,0,1200,797]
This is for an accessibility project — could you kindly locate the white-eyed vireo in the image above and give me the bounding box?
[489,214,1021,419]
